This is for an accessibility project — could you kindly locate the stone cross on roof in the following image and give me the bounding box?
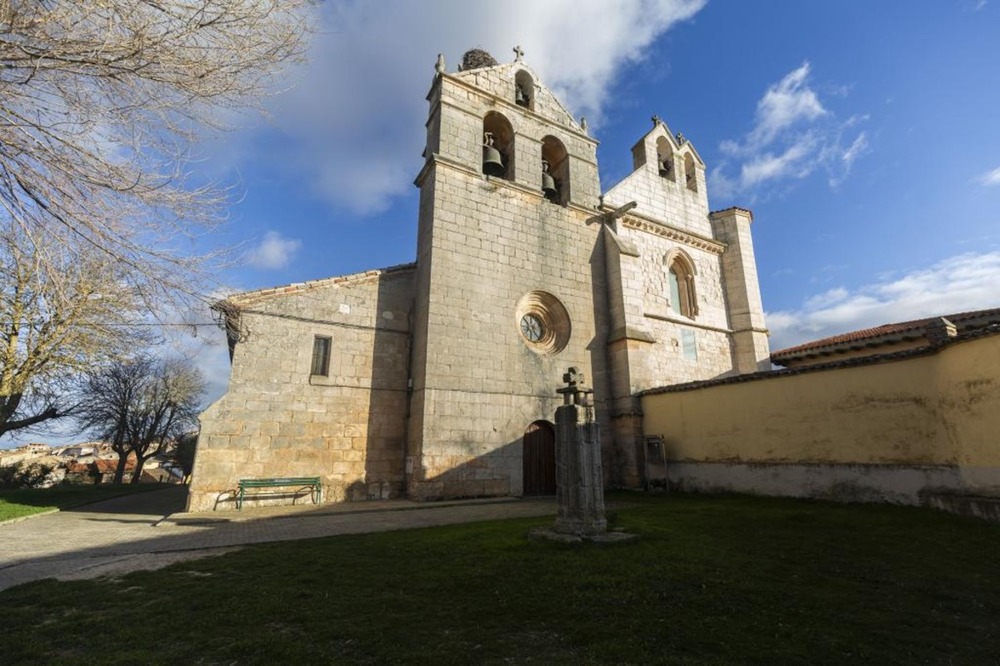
[651,114,663,127]
[513,45,525,62]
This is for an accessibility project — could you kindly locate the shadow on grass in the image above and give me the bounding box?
[0,493,998,664]
[0,483,178,512]
[0,489,556,593]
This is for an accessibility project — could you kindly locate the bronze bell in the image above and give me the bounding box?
[541,159,558,200]
[659,158,672,177]
[515,84,528,107]
[482,132,505,177]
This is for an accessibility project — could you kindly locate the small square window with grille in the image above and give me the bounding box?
[311,336,331,376]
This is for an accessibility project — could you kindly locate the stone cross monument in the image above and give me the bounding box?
[553,367,607,536]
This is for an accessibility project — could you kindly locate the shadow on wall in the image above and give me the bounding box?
[360,274,412,501]
[406,419,557,501]
[586,218,625,487]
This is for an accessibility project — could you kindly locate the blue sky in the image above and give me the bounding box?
[195,0,1000,401]
[10,0,1000,446]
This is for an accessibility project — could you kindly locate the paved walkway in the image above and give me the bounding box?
[0,487,556,591]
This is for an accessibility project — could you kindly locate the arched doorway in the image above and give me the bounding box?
[523,420,556,495]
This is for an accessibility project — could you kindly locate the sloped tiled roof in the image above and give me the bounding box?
[643,322,1000,396]
[220,263,416,309]
[93,456,135,474]
[771,307,1000,361]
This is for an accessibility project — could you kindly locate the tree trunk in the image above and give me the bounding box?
[113,454,128,485]
[130,456,146,484]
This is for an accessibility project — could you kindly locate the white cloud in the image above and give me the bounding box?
[842,132,868,168]
[767,252,1000,351]
[247,231,301,269]
[748,63,826,149]
[235,0,706,215]
[978,166,1000,186]
[711,62,868,200]
[804,287,849,310]
[737,133,818,189]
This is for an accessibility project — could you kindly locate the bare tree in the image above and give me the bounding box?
[0,221,151,437]
[0,1,313,296]
[0,1,312,438]
[79,356,204,484]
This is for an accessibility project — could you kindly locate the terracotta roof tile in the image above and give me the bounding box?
[93,457,135,473]
[642,323,1000,396]
[771,307,1000,360]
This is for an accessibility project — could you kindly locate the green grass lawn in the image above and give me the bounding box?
[0,483,169,522]
[1,493,998,664]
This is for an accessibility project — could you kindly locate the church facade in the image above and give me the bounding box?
[187,49,771,512]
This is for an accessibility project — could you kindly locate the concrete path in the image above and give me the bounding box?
[0,487,556,591]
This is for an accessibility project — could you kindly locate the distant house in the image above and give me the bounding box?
[91,457,136,484]
[55,444,97,459]
[64,461,99,485]
[771,308,1000,369]
[0,443,51,467]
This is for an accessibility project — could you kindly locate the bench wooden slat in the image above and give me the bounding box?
[236,477,322,510]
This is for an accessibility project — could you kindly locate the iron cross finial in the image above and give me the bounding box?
[652,114,663,127]
[513,45,525,62]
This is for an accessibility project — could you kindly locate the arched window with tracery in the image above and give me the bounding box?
[665,250,698,318]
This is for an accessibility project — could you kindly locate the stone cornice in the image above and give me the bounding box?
[617,213,726,255]
[643,311,733,335]
[709,206,754,222]
[436,98,601,169]
[416,153,602,219]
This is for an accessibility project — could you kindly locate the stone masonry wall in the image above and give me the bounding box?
[454,63,582,131]
[188,267,414,512]
[710,209,771,373]
[408,163,608,498]
[407,66,610,499]
[603,124,710,237]
[625,224,735,386]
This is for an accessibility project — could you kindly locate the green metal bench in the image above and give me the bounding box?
[236,477,322,510]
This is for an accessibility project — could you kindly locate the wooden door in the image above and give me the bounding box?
[523,421,556,496]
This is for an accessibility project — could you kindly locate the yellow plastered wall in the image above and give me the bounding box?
[936,334,1000,466]
[642,333,1000,470]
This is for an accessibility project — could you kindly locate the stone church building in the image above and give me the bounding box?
[187,48,771,512]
